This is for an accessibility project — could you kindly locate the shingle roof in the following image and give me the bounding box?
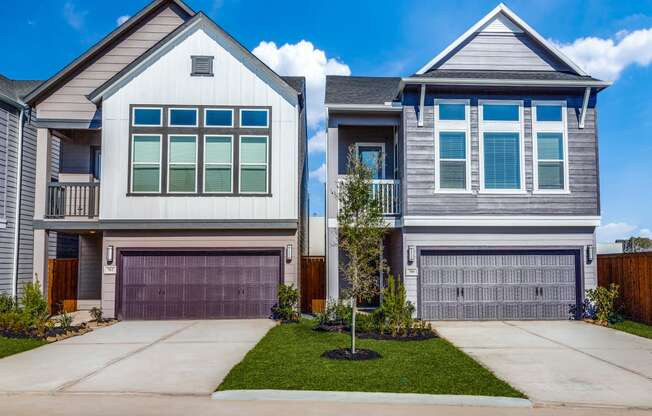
[325,76,401,105]
[414,69,601,82]
[281,76,306,94]
[0,75,43,107]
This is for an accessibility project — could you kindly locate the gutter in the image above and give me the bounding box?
[11,107,25,298]
[325,103,403,112]
[400,77,612,90]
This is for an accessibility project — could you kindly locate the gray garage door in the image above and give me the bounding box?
[419,250,579,320]
[117,250,280,320]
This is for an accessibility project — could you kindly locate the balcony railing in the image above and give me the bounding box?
[338,178,401,216]
[46,182,100,219]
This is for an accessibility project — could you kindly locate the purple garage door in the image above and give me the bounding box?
[117,251,281,320]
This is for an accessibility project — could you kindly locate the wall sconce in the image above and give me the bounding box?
[286,244,293,263]
[408,246,416,264]
[106,245,114,265]
[586,245,594,264]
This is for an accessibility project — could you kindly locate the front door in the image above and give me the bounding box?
[356,144,384,179]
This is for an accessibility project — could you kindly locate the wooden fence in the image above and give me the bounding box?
[597,252,652,325]
[47,258,79,314]
[300,256,325,313]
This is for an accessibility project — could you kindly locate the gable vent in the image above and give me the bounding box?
[191,55,214,77]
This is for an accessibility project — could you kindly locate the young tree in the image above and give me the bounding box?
[337,146,388,354]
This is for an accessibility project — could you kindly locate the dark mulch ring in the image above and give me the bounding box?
[322,348,382,361]
[1,324,89,340]
[356,330,437,341]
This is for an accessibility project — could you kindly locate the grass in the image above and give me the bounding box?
[218,319,524,398]
[0,336,47,359]
[610,320,652,340]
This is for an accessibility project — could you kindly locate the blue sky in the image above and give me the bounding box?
[1,0,651,242]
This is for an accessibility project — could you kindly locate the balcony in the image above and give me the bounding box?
[46,181,100,219]
[338,178,401,216]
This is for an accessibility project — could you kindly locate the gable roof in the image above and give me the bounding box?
[0,75,43,108]
[24,0,195,106]
[88,12,299,103]
[325,76,402,105]
[415,3,587,76]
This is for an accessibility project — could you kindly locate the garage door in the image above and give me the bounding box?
[117,251,281,320]
[419,250,580,320]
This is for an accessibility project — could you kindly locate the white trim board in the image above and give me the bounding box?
[402,216,601,227]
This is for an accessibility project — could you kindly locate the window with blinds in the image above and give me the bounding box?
[204,135,233,193]
[533,101,568,192]
[435,99,470,192]
[239,136,268,193]
[131,135,161,193]
[167,135,197,193]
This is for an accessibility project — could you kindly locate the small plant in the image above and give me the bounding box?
[0,292,16,314]
[89,307,103,322]
[316,299,351,326]
[271,284,300,322]
[568,298,597,320]
[375,275,415,336]
[57,308,74,329]
[585,283,621,324]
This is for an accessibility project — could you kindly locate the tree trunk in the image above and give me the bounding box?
[351,296,357,354]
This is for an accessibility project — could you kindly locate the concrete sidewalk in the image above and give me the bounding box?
[0,319,275,395]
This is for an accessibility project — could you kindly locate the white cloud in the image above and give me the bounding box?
[553,27,652,81]
[309,163,327,183]
[596,222,638,242]
[640,228,652,238]
[63,1,87,30]
[116,15,130,26]
[252,40,350,128]
[308,130,327,154]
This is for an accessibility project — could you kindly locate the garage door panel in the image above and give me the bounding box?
[463,304,500,320]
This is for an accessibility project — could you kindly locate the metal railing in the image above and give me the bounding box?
[338,178,401,216]
[46,182,100,219]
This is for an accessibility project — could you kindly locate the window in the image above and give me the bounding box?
[167,135,197,193]
[356,143,384,179]
[191,55,214,76]
[132,107,162,126]
[240,109,269,128]
[168,108,198,127]
[205,109,233,127]
[434,99,470,192]
[131,135,161,193]
[532,101,568,192]
[204,135,233,193]
[479,100,524,192]
[239,136,268,193]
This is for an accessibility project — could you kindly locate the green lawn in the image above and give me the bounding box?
[218,320,524,398]
[0,337,47,359]
[610,320,652,340]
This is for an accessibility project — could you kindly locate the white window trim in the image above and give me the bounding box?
[354,142,386,179]
[203,134,234,194]
[434,99,471,193]
[131,107,162,127]
[239,135,269,194]
[478,99,526,194]
[168,107,199,128]
[532,100,570,194]
[167,134,198,194]
[239,108,269,128]
[204,108,234,128]
[131,134,162,194]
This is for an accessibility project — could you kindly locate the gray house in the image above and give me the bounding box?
[24,0,307,319]
[325,4,610,320]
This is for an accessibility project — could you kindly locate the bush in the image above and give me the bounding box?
[374,275,415,336]
[271,284,300,322]
[90,307,103,322]
[57,309,74,329]
[586,283,622,324]
[315,299,351,326]
[0,310,31,332]
[569,298,597,320]
[0,292,16,314]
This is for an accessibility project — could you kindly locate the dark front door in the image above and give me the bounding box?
[118,250,281,320]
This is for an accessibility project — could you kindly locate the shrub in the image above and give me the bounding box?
[90,307,103,322]
[375,275,415,336]
[0,310,31,332]
[0,292,16,314]
[568,298,597,320]
[57,309,74,329]
[315,299,351,326]
[271,284,300,322]
[585,283,621,324]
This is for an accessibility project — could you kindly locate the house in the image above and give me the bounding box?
[23,0,307,320]
[325,4,610,320]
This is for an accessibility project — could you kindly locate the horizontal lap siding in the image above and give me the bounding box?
[36,5,188,120]
[0,107,18,295]
[404,93,599,216]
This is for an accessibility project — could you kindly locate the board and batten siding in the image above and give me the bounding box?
[35,4,188,121]
[403,93,599,216]
[401,229,598,316]
[100,27,299,221]
[77,234,102,309]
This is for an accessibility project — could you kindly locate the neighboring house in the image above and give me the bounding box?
[325,4,610,320]
[308,216,325,256]
[24,0,307,320]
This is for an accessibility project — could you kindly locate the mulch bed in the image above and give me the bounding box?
[1,319,117,342]
[322,348,381,361]
[314,323,437,341]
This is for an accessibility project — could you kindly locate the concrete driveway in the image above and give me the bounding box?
[0,319,275,395]
[432,321,652,408]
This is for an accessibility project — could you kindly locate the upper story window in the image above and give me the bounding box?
[204,135,233,193]
[167,135,197,193]
[132,107,162,127]
[239,136,268,193]
[205,108,234,127]
[434,99,470,192]
[532,101,569,193]
[131,134,161,193]
[240,109,269,128]
[479,100,524,192]
[168,108,198,127]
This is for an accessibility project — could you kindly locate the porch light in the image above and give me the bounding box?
[107,245,114,264]
[286,244,293,263]
[408,246,416,264]
[586,245,594,264]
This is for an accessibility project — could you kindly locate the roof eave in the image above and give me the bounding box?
[401,77,612,91]
[325,103,403,112]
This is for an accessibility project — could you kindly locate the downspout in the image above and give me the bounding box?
[11,107,25,299]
